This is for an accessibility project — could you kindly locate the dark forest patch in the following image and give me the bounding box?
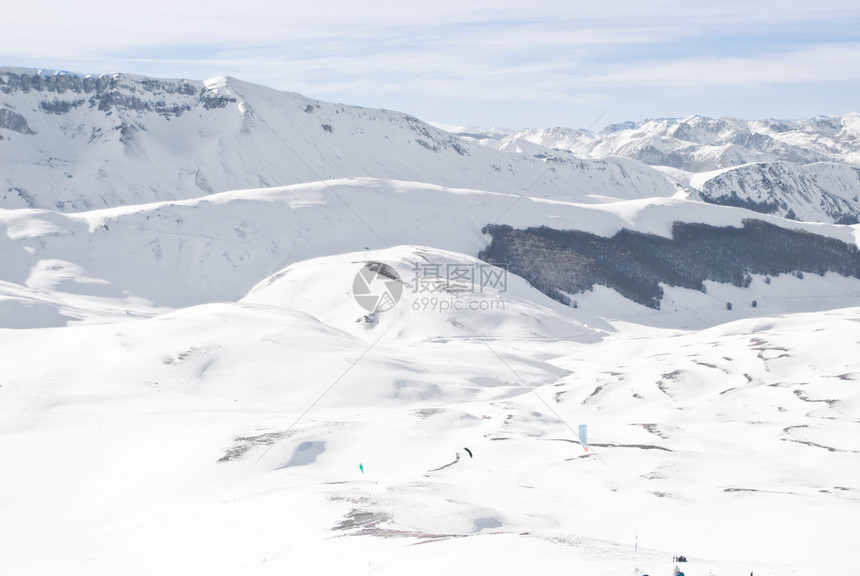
[479,219,859,309]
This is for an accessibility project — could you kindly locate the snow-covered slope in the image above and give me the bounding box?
[1,177,857,328]
[1,247,857,575]
[691,161,860,224]
[0,68,675,212]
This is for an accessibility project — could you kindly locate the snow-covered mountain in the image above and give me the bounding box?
[0,68,674,212]
[458,114,860,223]
[493,114,860,171]
[2,67,860,576]
[6,68,860,224]
[690,161,860,224]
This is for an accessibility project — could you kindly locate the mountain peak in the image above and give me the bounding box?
[0,66,677,212]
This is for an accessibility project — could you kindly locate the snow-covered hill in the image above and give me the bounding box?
[1,246,857,575]
[1,177,857,328]
[0,68,674,212]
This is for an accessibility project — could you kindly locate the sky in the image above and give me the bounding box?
[2,0,859,130]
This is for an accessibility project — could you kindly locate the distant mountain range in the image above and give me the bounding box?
[455,114,860,224]
[492,115,860,170]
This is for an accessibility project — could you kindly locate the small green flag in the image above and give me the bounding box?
[359,463,364,474]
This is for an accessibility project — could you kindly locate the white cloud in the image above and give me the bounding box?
[4,0,856,57]
[585,43,860,89]
[2,0,859,127]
